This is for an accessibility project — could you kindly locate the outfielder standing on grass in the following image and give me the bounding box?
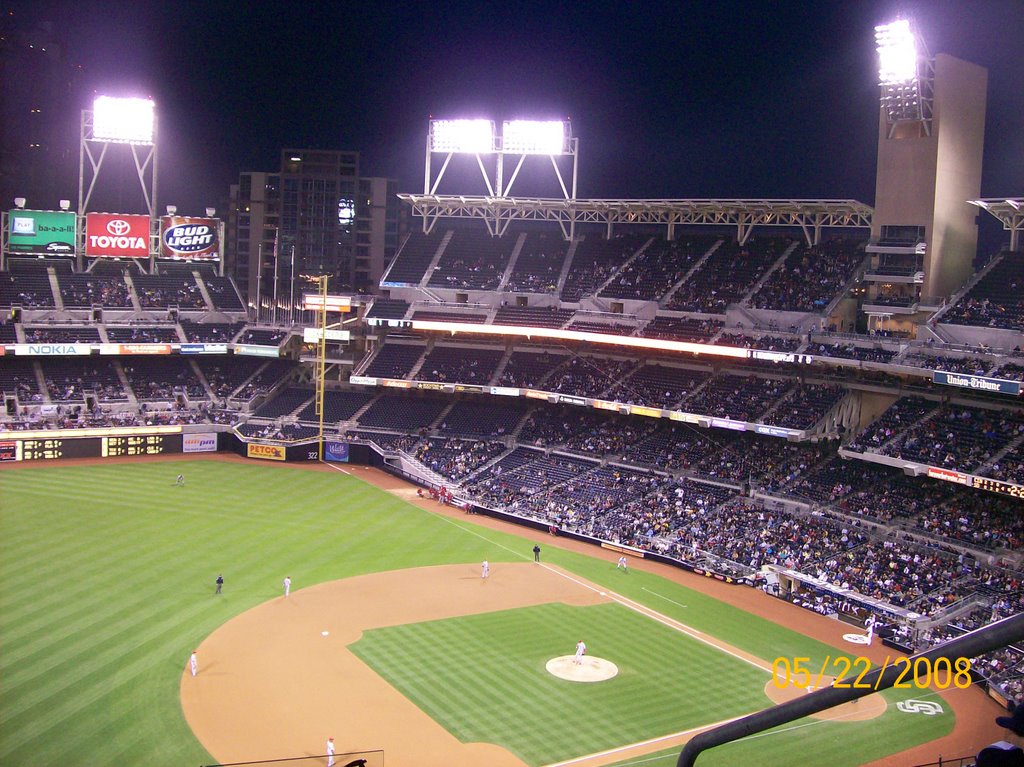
[283,575,291,597]
[616,555,629,572]
[215,574,224,595]
[175,473,185,487]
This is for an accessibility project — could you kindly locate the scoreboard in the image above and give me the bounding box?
[0,434,184,462]
[102,434,179,457]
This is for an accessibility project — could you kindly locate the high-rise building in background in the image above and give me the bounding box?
[228,149,402,308]
[0,12,82,212]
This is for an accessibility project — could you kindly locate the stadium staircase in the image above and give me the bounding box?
[555,239,580,296]
[193,273,216,310]
[822,251,872,318]
[980,432,1024,478]
[738,240,802,307]
[417,230,456,289]
[489,348,515,386]
[29,361,49,404]
[187,359,217,403]
[929,250,1007,325]
[405,341,431,380]
[47,269,64,311]
[660,239,723,308]
[496,232,529,291]
[592,238,654,300]
[113,362,138,406]
[122,272,144,312]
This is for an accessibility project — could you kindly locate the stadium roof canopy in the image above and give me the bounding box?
[970,198,1024,251]
[397,194,874,246]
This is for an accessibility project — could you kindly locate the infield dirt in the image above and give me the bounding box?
[59,454,991,767]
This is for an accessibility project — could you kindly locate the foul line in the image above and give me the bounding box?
[433,513,772,675]
[542,714,745,767]
[641,587,688,609]
[538,563,773,675]
[323,462,351,476]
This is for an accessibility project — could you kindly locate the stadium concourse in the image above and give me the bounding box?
[2,230,1024,719]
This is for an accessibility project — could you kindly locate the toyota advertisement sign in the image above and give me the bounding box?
[160,216,220,260]
[85,213,151,257]
[7,210,77,255]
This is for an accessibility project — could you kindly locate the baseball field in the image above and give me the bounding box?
[0,455,1000,766]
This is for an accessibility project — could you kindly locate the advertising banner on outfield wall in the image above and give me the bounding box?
[7,210,77,255]
[160,216,219,260]
[85,213,151,257]
[247,443,286,461]
[324,441,350,462]
[183,433,218,453]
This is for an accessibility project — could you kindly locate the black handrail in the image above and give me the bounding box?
[677,612,1024,767]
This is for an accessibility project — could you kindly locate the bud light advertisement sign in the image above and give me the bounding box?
[160,216,220,260]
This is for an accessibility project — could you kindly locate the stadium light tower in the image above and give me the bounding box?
[79,96,159,216]
[424,117,577,198]
[875,19,933,136]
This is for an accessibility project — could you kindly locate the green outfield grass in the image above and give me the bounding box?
[0,459,954,766]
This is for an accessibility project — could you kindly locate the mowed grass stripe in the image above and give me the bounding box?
[351,602,765,766]
[1,461,954,767]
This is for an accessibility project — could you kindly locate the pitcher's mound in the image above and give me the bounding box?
[546,655,618,682]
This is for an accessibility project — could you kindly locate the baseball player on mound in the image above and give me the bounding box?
[574,639,587,665]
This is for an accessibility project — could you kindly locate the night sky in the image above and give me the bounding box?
[9,0,1024,218]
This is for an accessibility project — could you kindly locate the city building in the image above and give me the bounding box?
[228,149,402,311]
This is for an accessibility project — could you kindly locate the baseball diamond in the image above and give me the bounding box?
[0,455,1003,767]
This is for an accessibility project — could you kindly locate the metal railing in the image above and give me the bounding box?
[677,612,1024,767]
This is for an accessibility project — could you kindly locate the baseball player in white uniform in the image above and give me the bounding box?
[326,737,335,767]
[283,576,291,597]
[574,639,586,665]
[617,555,628,571]
[188,650,198,677]
[481,560,489,579]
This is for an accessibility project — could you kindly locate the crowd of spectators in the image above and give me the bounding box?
[847,396,939,453]
[879,404,1024,472]
[667,238,789,314]
[717,333,803,352]
[682,373,792,422]
[543,356,638,399]
[23,326,101,343]
[58,273,133,308]
[750,239,864,312]
[415,438,507,481]
[805,342,897,363]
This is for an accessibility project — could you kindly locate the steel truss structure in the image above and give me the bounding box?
[396,194,873,245]
[78,108,158,218]
[970,198,1024,251]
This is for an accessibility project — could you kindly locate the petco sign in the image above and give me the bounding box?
[85,213,151,257]
[160,216,219,260]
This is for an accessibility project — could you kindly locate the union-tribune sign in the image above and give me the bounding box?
[85,213,151,258]
[932,370,1021,396]
[160,216,219,260]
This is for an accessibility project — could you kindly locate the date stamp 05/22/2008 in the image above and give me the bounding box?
[771,655,973,691]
